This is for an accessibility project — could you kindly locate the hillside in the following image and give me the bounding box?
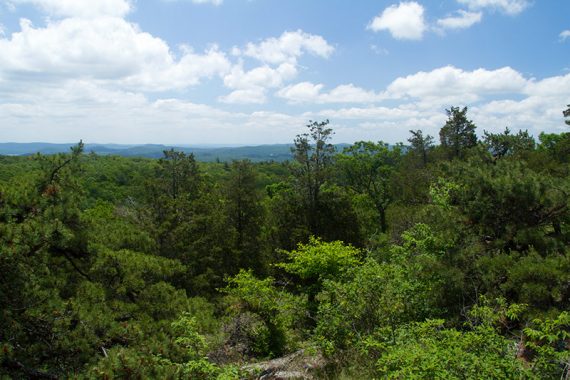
[0,142,296,162]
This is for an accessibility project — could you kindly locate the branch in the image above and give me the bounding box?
[56,249,92,281]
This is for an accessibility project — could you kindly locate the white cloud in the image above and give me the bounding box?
[0,81,312,144]
[276,82,324,103]
[277,82,384,104]
[368,2,426,40]
[1,67,569,145]
[436,10,482,30]
[386,66,528,105]
[560,30,570,41]
[219,88,267,104]
[1,0,567,145]
[219,30,333,103]
[456,0,530,15]
[524,72,570,97]
[0,17,231,91]
[223,62,297,90]
[238,29,334,64]
[7,0,132,18]
[311,105,427,120]
[220,62,297,103]
[304,71,570,141]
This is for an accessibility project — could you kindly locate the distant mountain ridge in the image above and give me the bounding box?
[0,142,303,162]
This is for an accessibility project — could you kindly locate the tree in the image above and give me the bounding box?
[537,132,570,164]
[148,149,201,258]
[336,141,402,233]
[0,143,95,376]
[154,149,200,201]
[439,106,477,159]
[292,120,335,235]
[223,270,301,357]
[408,130,434,165]
[449,159,568,253]
[482,127,535,159]
[278,237,362,325]
[564,104,570,126]
[224,160,265,273]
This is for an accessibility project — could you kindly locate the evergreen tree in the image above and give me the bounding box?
[482,127,535,159]
[225,160,265,273]
[439,106,477,159]
[408,130,434,165]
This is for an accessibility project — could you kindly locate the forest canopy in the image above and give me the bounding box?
[1,106,569,379]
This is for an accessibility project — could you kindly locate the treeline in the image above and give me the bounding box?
[1,106,569,378]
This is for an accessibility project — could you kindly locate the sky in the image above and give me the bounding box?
[0,0,569,145]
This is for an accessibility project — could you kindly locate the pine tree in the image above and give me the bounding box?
[439,106,477,159]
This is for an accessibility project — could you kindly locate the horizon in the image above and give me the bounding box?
[0,0,569,144]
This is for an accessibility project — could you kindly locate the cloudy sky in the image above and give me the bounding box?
[0,0,569,145]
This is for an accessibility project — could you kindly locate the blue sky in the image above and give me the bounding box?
[0,0,569,145]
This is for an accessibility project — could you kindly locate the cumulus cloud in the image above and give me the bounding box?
[1,2,334,105]
[220,62,297,104]
[386,66,528,106]
[1,66,569,144]
[368,2,426,40]
[237,30,334,65]
[219,89,267,104]
[220,31,333,103]
[456,0,530,15]
[436,10,482,30]
[277,82,384,104]
[0,78,307,144]
[560,30,570,41]
[223,62,297,90]
[7,0,132,18]
[313,69,570,140]
[0,17,231,91]
[1,0,567,144]
[276,82,324,103]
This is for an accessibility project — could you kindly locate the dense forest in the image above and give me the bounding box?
[1,106,569,379]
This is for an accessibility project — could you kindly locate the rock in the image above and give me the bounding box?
[243,349,327,380]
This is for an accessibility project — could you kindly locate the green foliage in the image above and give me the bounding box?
[90,313,232,379]
[408,129,434,165]
[523,312,570,377]
[439,106,478,159]
[223,270,302,357]
[277,237,362,282]
[224,160,266,273]
[292,119,335,235]
[375,320,533,379]
[83,200,157,253]
[538,132,570,164]
[455,159,568,252]
[336,141,402,232]
[429,177,462,210]
[316,224,454,354]
[316,259,416,353]
[263,182,311,251]
[482,127,535,159]
[1,123,569,378]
